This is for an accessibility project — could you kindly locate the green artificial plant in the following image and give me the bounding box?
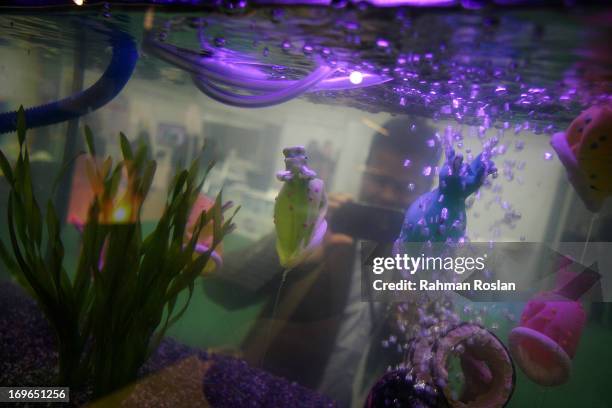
[0,107,238,397]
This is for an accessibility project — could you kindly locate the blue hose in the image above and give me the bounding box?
[0,28,138,134]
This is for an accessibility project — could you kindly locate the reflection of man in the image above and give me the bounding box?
[306,139,337,185]
[204,117,441,407]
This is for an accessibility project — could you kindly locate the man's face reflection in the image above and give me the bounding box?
[359,148,432,210]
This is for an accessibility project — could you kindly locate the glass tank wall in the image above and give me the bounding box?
[0,3,611,408]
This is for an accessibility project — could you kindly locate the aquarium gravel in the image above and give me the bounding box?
[0,281,337,407]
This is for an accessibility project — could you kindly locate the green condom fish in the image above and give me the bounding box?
[274,146,328,268]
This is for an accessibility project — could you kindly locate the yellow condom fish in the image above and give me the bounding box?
[274,146,328,269]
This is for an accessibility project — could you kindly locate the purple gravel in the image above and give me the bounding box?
[203,354,337,408]
[0,281,337,407]
[0,281,58,387]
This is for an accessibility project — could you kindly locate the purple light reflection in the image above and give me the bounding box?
[0,0,568,7]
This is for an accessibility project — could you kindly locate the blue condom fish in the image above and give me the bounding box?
[395,148,496,246]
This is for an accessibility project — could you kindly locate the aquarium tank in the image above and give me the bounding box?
[0,0,611,407]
